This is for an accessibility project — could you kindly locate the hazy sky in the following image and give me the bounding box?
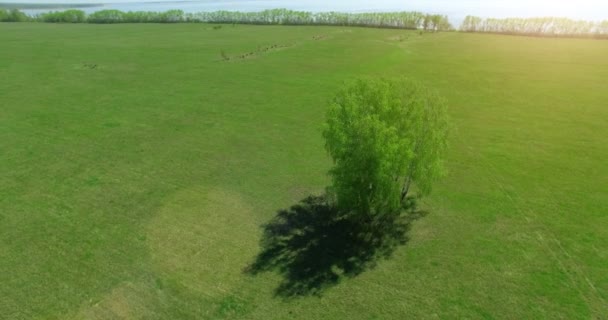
[5,0,608,21]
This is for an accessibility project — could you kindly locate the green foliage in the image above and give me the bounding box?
[38,10,86,23]
[0,8,28,22]
[186,9,451,30]
[1,7,604,37]
[87,9,125,23]
[156,10,185,23]
[120,11,153,23]
[460,15,608,37]
[0,8,452,30]
[323,78,448,218]
[85,9,187,24]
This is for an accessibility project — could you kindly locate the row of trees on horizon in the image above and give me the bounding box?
[0,8,451,31]
[2,8,606,38]
[461,15,608,37]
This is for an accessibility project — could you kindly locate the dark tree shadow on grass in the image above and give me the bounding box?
[245,195,427,297]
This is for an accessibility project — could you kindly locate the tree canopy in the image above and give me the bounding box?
[460,15,608,38]
[323,78,448,218]
[1,8,452,30]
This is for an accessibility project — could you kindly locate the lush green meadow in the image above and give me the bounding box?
[1,23,607,319]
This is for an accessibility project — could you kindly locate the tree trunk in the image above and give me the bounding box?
[400,176,412,203]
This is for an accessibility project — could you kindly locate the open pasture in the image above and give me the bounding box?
[1,23,607,319]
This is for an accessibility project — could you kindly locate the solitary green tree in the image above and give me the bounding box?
[323,78,448,219]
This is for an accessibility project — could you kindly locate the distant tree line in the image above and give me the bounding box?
[0,8,452,31]
[3,8,606,38]
[461,16,608,38]
[0,8,29,22]
[186,9,451,30]
[87,9,185,23]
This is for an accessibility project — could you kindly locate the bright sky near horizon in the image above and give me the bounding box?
[3,0,607,21]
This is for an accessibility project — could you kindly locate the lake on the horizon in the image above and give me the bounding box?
[18,0,608,27]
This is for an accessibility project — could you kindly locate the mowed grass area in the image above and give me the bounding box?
[1,22,607,319]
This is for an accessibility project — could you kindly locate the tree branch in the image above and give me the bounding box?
[400,175,412,203]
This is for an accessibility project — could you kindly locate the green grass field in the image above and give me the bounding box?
[1,23,607,319]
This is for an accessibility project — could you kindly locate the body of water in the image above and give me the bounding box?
[17,0,608,27]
